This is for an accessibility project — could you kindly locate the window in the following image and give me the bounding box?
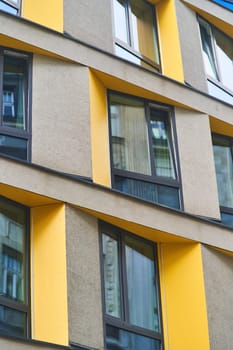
[212,134,233,227]
[112,0,160,71]
[199,18,233,105]
[212,0,233,11]
[101,224,162,350]
[109,92,181,209]
[0,196,29,337]
[0,49,31,160]
[0,0,20,15]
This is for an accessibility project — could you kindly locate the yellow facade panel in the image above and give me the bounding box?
[31,204,68,345]
[157,0,184,82]
[22,0,63,32]
[89,70,111,187]
[158,243,210,350]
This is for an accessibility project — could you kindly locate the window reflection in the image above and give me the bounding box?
[213,135,233,208]
[199,18,233,104]
[3,54,27,130]
[113,0,160,70]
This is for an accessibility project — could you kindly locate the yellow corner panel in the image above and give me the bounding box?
[157,0,184,82]
[158,243,210,350]
[89,70,111,187]
[31,204,68,345]
[22,0,63,32]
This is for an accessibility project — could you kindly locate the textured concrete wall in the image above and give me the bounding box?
[64,0,113,53]
[202,246,233,350]
[175,108,220,219]
[65,205,104,349]
[32,54,92,177]
[0,338,66,350]
[175,0,207,92]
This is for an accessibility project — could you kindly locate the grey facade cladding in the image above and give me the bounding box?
[65,205,104,349]
[202,246,233,349]
[31,55,92,177]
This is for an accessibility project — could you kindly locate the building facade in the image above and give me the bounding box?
[0,0,233,349]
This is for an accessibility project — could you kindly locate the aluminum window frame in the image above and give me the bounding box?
[0,0,21,14]
[108,90,182,209]
[212,133,233,226]
[0,47,32,161]
[99,222,163,350]
[0,195,31,339]
[198,17,233,101]
[112,0,161,72]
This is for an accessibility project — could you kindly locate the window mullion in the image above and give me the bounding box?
[0,50,3,126]
[147,104,156,177]
[121,233,130,324]
[126,0,133,48]
[211,29,221,83]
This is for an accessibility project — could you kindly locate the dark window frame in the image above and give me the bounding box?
[212,133,233,226]
[112,0,161,72]
[212,132,233,212]
[0,0,21,15]
[0,195,31,338]
[0,47,32,161]
[108,90,182,209]
[99,222,163,350]
[198,17,233,102]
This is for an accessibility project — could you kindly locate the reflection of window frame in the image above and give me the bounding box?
[0,47,32,161]
[0,0,21,14]
[112,0,160,72]
[212,133,233,227]
[108,91,182,209]
[198,17,233,103]
[100,222,163,350]
[0,196,30,338]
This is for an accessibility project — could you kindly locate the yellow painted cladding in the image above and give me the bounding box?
[157,0,184,82]
[158,243,210,350]
[89,70,111,187]
[31,204,68,346]
[21,0,63,32]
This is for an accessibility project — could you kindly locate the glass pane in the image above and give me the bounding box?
[199,22,218,80]
[213,136,233,208]
[212,0,233,10]
[0,1,17,14]
[0,199,26,303]
[114,176,180,209]
[3,54,27,130]
[157,184,180,209]
[221,212,233,228]
[130,0,159,64]
[113,0,129,44]
[207,80,233,105]
[125,235,159,332]
[0,305,26,337]
[102,233,122,318]
[213,28,233,92]
[110,94,151,175]
[150,109,176,179]
[0,134,27,160]
[106,324,161,350]
[115,45,159,72]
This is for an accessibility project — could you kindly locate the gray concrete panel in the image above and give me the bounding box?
[202,246,233,350]
[32,55,92,177]
[175,0,207,92]
[0,337,68,350]
[64,0,114,53]
[175,107,220,219]
[65,205,104,349]
[0,158,233,251]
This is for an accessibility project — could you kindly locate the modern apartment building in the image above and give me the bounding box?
[0,0,233,349]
